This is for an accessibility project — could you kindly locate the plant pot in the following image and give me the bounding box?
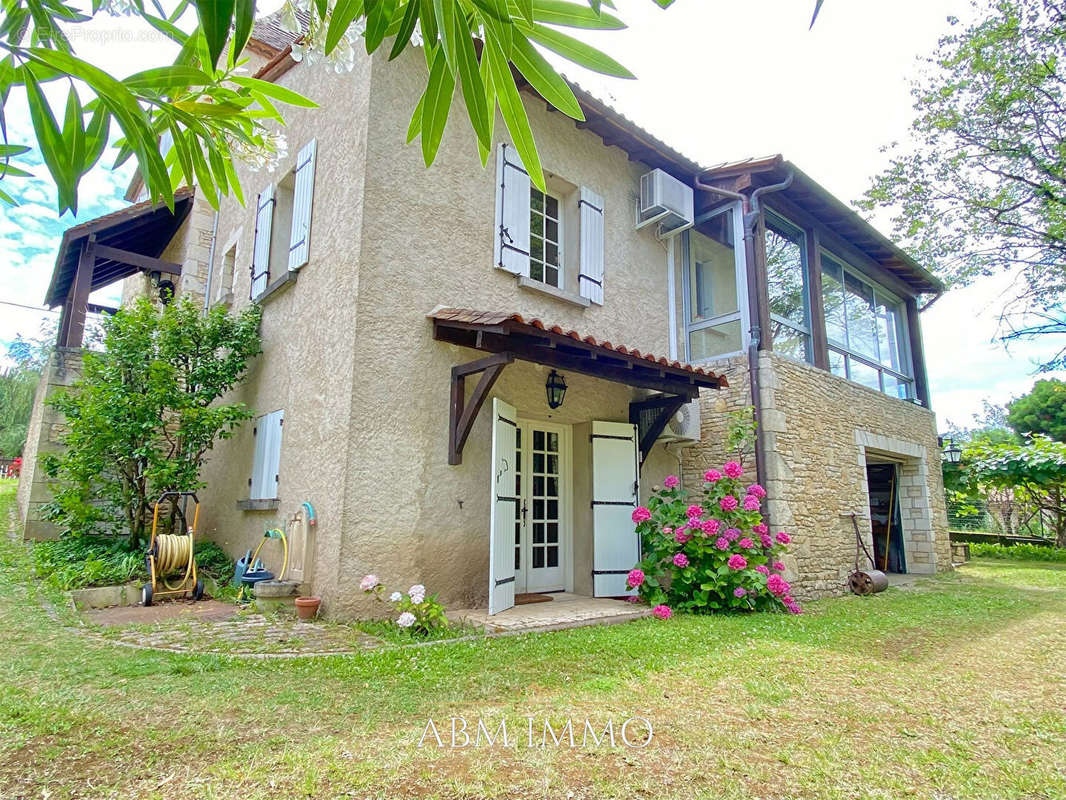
[294,596,321,621]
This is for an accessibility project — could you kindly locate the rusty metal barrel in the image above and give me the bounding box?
[848,569,888,595]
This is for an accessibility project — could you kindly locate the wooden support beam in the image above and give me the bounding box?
[905,297,931,409]
[806,226,830,370]
[630,394,688,466]
[93,244,182,275]
[449,353,514,465]
[57,236,96,349]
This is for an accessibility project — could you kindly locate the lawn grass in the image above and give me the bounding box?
[2,478,1066,799]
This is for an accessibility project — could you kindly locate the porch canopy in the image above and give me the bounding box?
[430,308,727,465]
[45,187,194,348]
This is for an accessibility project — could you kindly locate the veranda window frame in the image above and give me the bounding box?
[681,202,749,363]
[764,210,814,365]
[821,250,915,399]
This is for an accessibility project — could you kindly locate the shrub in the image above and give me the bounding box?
[630,462,800,616]
[969,542,1066,562]
[194,540,234,578]
[360,574,450,636]
[33,535,235,590]
[32,536,144,590]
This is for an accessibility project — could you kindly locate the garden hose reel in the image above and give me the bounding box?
[142,491,204,607]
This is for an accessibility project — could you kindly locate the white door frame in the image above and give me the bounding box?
[514,419,573,594]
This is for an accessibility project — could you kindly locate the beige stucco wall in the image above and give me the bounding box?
[683,351,951,600]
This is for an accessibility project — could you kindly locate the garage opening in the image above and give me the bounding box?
[866,462,907,573]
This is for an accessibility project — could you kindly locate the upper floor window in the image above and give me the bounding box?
[494,143,604,305]
[530,188,562,288]
[821,253,913,399]
[250,139,317,300]
[764,212,812,363]
[681,204,747,361]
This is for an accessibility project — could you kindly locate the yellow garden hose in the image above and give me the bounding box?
[146,492,201,601]
[153,533,196,591]
[250,527,289,581]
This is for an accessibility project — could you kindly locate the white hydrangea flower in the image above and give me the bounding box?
[408,584,426,604]
[389,591,402,602]
[397,611,416,628]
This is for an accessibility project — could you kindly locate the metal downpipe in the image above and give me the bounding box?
[694,170,794,525]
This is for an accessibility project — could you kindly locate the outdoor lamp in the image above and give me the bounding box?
[943,438,962,464]
[545,370,567,409]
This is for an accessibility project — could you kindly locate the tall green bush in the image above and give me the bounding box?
[43,297,261,548]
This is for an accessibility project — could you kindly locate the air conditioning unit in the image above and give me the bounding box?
[637,168,694,236]
[660,399,702,443]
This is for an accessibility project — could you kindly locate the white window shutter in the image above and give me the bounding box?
[250,414,269,499]
[263,410,283,500]
[579,186,605,304]
[251,184,275,298]
[287,139,317,272]
[494,143,530,277]
[251,410,284,500]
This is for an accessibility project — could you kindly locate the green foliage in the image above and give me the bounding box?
[0,367,38,458]
[862,0,1066,366]
[970,541,1066,561]
[362,577,450,637]
[631,463,798,615]
[43,297,261,548]
[1008,379,1066,441]
[32,535,144,590]
[195,539,234,578]
[4,1,822,213]
[726,405,757,458]
[31,533,235,590]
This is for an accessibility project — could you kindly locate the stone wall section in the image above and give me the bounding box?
[682,351,950,600]
[16,348,83,540]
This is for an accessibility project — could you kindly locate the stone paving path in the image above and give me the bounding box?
[87,600,383,657]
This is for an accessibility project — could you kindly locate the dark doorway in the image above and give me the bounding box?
[867,463,906,573]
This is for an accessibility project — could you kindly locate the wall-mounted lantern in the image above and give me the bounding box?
[545,370,567,410]
[940,437,962,465]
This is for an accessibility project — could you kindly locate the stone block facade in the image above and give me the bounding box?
[682,351,950,601]
[16,348,83,540]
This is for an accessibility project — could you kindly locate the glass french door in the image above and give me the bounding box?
[514,422,567,593]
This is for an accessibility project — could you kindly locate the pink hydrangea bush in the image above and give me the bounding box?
[629,461,801,616]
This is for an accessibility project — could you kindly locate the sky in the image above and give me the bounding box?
[1,0,1063,432]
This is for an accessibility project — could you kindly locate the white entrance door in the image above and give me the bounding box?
[591,421,640,597]
[488,398,518,615]
[514,421,569,594]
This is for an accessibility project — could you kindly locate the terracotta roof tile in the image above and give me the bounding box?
[429,307,726,386]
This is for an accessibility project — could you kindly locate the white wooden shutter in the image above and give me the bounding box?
[287,139,317,272]
[488,398,518,614]
[251,409,284,500]
[591,421,640,597]
[579,186,605,304]
[251,184,275,298]
[493,143,530,277]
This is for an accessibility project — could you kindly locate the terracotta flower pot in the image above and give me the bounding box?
[294,596,321,621]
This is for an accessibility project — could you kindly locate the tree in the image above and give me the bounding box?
[42,297,261,547]
[863,0,1066,369]
[1008,378,1066,441]
[2,2,824,217]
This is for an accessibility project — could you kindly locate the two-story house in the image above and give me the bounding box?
[19,13,951,618]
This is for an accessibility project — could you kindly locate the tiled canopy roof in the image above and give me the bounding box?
[429,307,726,387]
